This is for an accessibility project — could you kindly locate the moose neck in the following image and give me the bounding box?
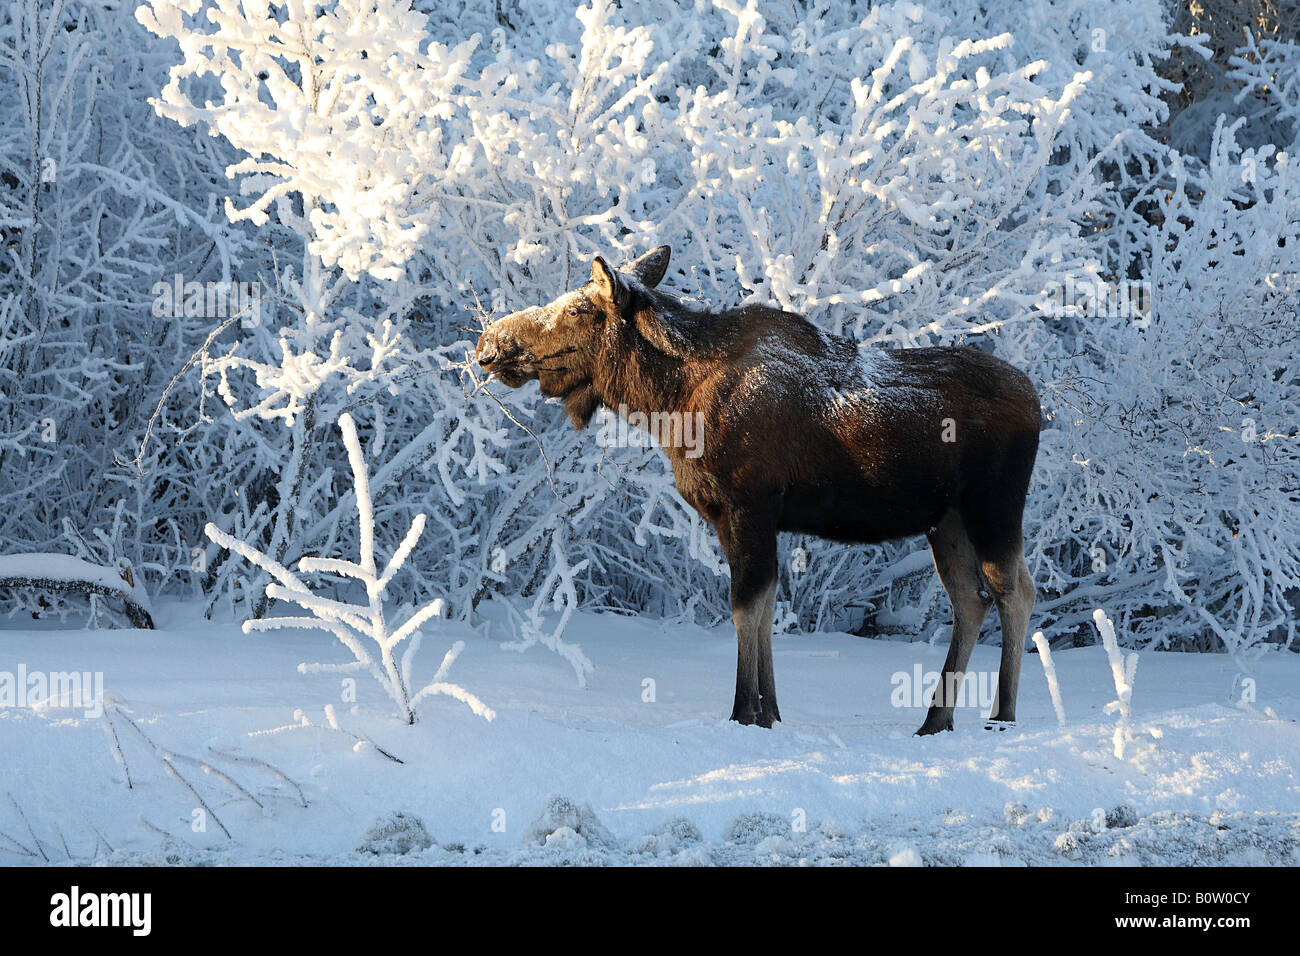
[593,295,704,422]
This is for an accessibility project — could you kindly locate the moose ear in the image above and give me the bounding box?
[624,246,671,288]
[633,309,688,358]
[591,256,626,308]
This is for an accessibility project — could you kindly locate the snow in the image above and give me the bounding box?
[1,599,1296,866]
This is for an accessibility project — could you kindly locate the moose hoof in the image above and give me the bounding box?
[983,719,1017,732]
[730,706,761,726]
[759,700,781,727]
[915,712,954,736]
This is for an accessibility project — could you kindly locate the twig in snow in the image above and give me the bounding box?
[1031,630,1067,727]
[1093,608,1139,759]
[207,746,308,809]
[0,829,37,859]
[158,758,232,841]
[8,794,48,862]
[138,815,198,849]
[249,707,405,764]
[167,752,264,809]
[324,704,408,763]
[53,822,72,861]
[101,707,133,789]
[106,705,233,839]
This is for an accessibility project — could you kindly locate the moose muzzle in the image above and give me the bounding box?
[475,308,543,387]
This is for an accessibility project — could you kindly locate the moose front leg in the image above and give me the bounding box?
[719,508,780,728]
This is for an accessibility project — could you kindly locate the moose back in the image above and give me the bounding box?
[476,247,1040,734]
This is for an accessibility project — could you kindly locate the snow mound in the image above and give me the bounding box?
[888,846,923,867]
[633,816,704,858]
[723,811,789,845]
[522,794,617,850]
[355,811,434,856]
[1052,810,1300,865]
[1106,805,1139,829]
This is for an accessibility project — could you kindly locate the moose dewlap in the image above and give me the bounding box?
[476,246,1040,733]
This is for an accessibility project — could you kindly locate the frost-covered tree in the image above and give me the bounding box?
[1230,31,1300,149]
[137,0,480,614]
[1033,117,1300,654]
[0,0,244,618]
[21,0,1292,664]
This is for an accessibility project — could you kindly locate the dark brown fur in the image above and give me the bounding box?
[477,247,1040,732]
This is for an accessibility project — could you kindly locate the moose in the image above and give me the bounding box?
[475,247,1040,734]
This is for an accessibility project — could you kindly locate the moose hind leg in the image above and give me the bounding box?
[728,582,774,723]
[730,577,777,726]
[755,572,780,725]
[917,514,992,736]
[983,550,1034,724]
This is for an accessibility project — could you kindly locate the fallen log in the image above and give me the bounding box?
[0,554,154,629]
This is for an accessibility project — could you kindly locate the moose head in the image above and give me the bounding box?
[474,247,674,427]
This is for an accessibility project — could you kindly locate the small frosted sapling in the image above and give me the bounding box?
[206,413,494,726]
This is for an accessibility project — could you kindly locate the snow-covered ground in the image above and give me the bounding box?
[2,599,1297,866]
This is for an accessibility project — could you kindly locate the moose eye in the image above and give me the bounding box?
[566,305,580,317]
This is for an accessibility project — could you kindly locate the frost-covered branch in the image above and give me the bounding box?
[1093,609,1139,759]
[206,412,495,725]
